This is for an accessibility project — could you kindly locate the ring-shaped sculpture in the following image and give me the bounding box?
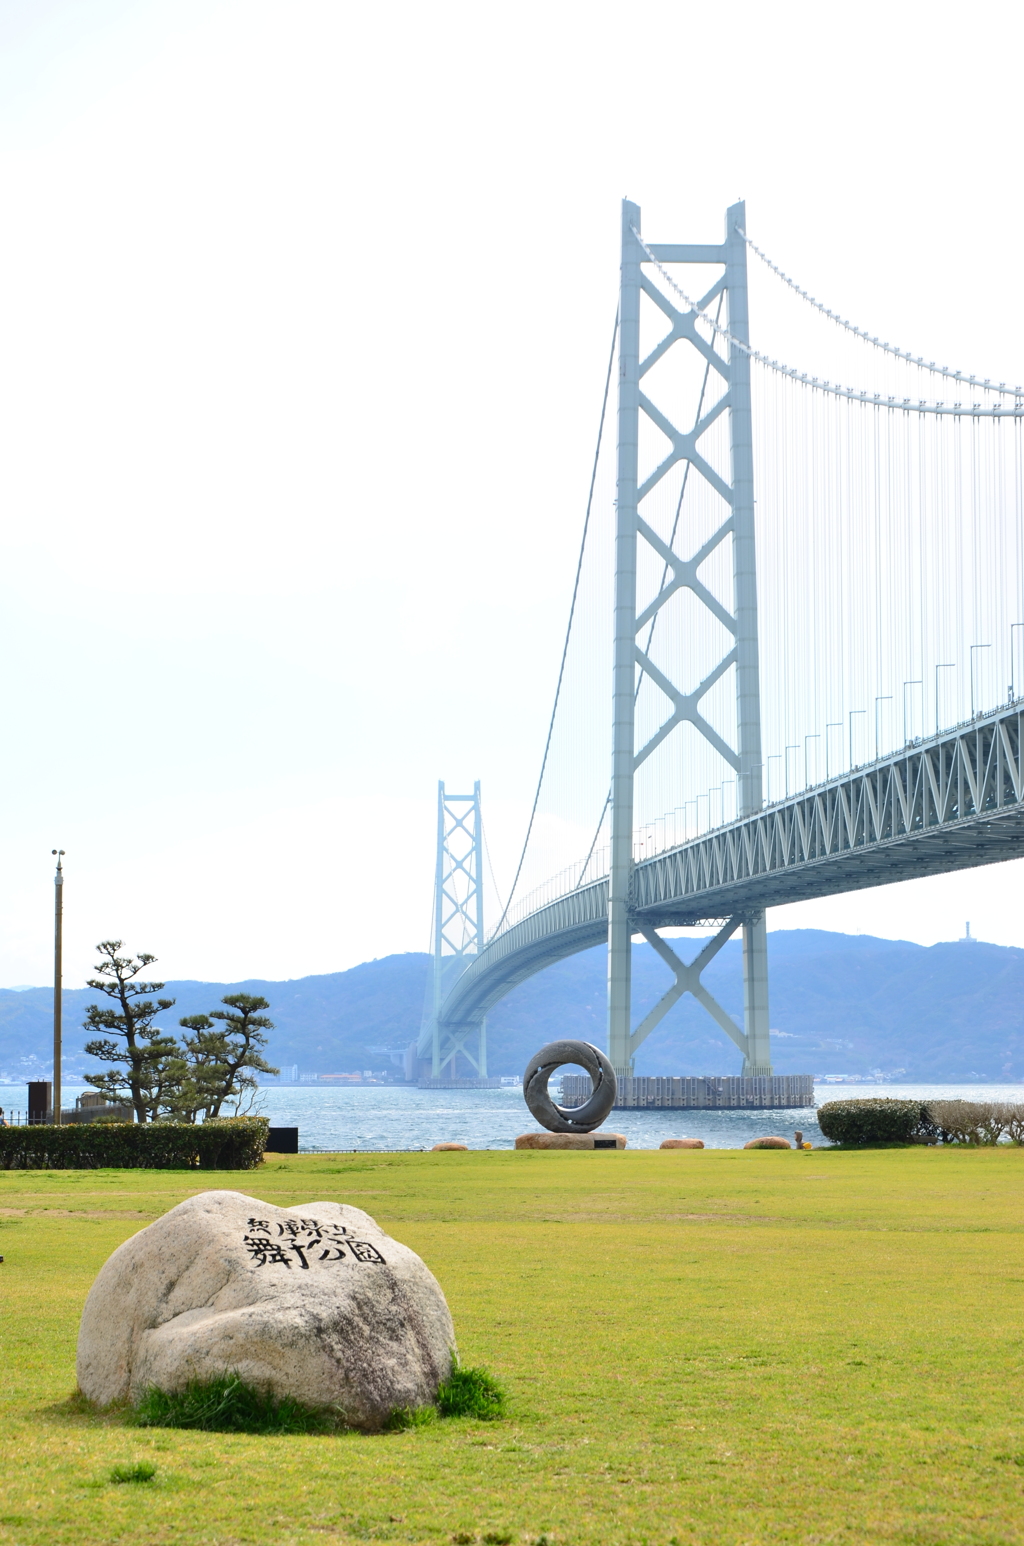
[522,1040,617,1134]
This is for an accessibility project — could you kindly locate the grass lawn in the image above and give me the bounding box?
[1,1146,1023,1545]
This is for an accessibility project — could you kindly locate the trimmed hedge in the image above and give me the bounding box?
[816,1098,936,1147]
[0,1117,269,1170]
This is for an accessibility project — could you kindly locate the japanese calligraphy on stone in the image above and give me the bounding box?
[242,1216,386,1270]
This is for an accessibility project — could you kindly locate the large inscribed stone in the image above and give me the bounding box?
[77,1189,454,1431]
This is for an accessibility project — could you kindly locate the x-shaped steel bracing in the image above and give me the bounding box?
[633,276,739,780]
[631,920,749,1062]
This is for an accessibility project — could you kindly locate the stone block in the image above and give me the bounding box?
[514,1132,626,1150]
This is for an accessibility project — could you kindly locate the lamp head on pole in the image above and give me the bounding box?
[52,849,64,882]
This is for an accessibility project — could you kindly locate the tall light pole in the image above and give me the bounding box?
[874,695,893,759]
[970,644,991,718]
[902,680,922,744]
[785,745,798,797]
[804,733,820,789]
[848,708,866,766]
[52,850,64,1125]
[934,664,955,734]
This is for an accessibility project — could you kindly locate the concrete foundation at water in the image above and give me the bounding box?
[560,1074,815,1110]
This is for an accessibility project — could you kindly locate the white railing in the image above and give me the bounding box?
[489,845,610,939]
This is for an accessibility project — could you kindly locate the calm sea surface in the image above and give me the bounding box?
[3,1081,1023,1151]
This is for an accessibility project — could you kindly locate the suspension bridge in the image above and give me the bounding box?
[414,200,1024,1101]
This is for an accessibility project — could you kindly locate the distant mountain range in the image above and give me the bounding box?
[1,929,1022,1086]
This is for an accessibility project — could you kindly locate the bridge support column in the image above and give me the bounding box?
[607,198,643,1079]
[741,913,772,1075]
[726,205,772,1080]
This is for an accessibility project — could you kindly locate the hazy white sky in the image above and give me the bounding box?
[1,0,1023,987]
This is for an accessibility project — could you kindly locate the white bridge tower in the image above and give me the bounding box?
[608,198,771,1080]
[415,780,488,1083]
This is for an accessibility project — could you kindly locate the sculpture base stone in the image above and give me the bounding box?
[514,1132,627,1150]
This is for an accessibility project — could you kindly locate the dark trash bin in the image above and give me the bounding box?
[265,1127,299,1154]
[28,1082,52,1124]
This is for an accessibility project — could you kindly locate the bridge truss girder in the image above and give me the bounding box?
[438,702,1024,1047]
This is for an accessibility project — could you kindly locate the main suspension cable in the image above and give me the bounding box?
[740,228,1023,398]
[631,226,1024,418]
[491,308,619,937]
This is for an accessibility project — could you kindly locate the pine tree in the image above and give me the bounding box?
[202,995,279,1116]
[164,1015,230,1123]
[81,941,181,1123]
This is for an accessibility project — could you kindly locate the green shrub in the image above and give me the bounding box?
[816,1098,935,1147]
[135,1374,340,1435]
[108,1461,157,1484]
[0,1116,268,1170]
[436,1362,508,1421]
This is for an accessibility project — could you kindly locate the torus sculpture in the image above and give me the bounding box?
[522,1040,617,1135]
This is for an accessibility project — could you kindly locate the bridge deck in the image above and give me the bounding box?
[440,703,1024,1028]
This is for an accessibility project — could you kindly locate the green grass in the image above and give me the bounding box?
[436,1363,507,1422]
[1,1147,1024,1543]
[386,1364,508,1432]
[130,1363,506,1436]
[134,1374,345,1435]
[107,1461,157,1485]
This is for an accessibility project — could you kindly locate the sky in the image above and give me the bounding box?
[1,0,1023,988]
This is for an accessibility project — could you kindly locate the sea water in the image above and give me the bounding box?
[3,1081,1022,1151]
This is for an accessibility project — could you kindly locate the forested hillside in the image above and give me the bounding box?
[1,930,1021,1084]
